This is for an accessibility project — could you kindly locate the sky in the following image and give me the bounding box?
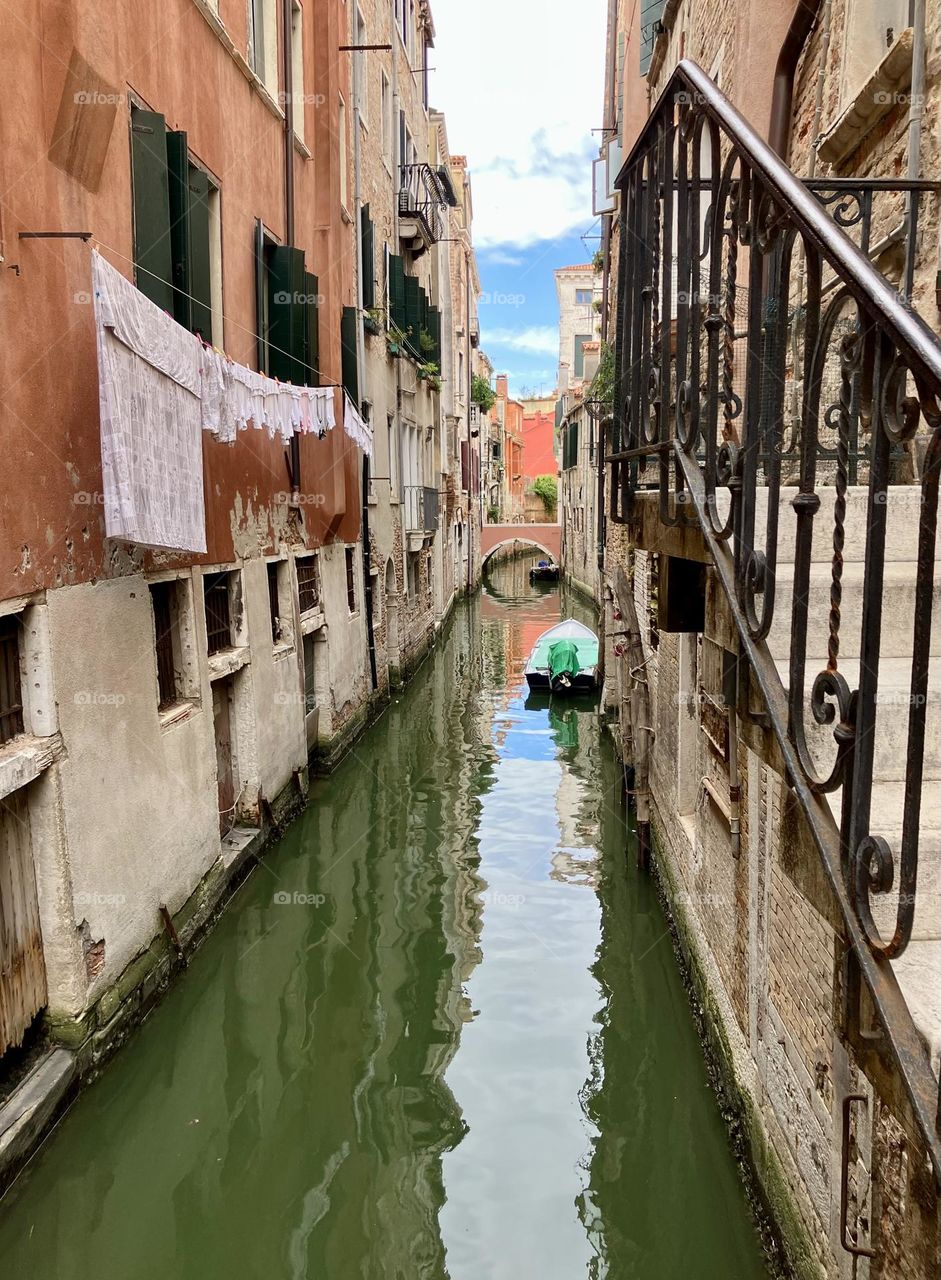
[429,0,608,399]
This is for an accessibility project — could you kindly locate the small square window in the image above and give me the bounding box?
[345,547,357,613]
[0,615,25,744]
[203,571,235,655]
[297,554,321,614]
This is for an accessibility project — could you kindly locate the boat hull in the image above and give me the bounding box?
[525,668,598,693]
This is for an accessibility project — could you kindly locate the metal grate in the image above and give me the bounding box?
[297,556,320,614]
[345,547,356,613]
[0,616,24,744]
[267,562,282,643]
[203,574,232,655]
[149,582,178,709]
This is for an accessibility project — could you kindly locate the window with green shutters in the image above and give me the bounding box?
[361,205,375,312]
[254,223,321,384]
[130,105,216,338]
[389,254,407,332]
[573,333,591,380]
[639,0,666,75]
[341,306,359,403]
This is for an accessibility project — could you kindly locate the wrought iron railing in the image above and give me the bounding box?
[609,59,941,1179]
[404,484,439,534]
[399,163,450,243]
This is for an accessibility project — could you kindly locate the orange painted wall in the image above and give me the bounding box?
[0,0,357,599]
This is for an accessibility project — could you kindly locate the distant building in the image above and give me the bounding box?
[554,265,602,393]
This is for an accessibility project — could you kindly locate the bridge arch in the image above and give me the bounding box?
[480,523,560,565]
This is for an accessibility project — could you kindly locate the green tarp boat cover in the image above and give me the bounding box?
[548,639,581,682]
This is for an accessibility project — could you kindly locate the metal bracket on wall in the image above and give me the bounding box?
[840,1093,876,1258]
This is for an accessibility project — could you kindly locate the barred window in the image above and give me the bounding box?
[0,616,24,744]
[297,556,321,614]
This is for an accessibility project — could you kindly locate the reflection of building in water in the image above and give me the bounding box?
[288,604,494,1273]
[551,706,601,885]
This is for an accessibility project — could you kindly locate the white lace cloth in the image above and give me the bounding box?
[93,252,207,552]
[92,251,363,551]
[343,393,373,457]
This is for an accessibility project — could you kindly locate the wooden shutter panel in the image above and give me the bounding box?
[639,0,666,76]
[305,271,320,387]
[389,254,406,331]
[267,245,306,382]
[187,166,213,341]
[130,107,174,312]
[404,275,421,350]
[254,220,267,371]
[166,130,191,328]
[361,204,375,311]
[427,305,441,366]
[341,305,359,403]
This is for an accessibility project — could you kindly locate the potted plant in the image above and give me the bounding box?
[364,306,384,337]
[417,361,441,391]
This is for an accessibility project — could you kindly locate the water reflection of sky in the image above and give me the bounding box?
[442,559,602,1280]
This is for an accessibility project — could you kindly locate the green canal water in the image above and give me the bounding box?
[0,559,770,1279]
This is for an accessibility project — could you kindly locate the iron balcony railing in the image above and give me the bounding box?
[609,59,941,1183]
[399,163,451,244]
[404,484,440,534]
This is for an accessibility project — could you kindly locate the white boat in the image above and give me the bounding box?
[524,619,599,693]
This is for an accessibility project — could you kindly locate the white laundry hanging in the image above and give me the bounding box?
[93,251,207,553]
[342,392,373,457]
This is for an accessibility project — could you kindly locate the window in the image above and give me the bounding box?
[297,554,321,614]
[130,105,220,340]
[267,561,285,644]
[203,571,235,655]
[840,0,909,106]
[150,581,181,709]
[573,333,591,380]
[0,615,24,744]
[354,8,368,127]
[575,289,593,305]
[387,414,399,497]
[639,0,666,76]
[339,96,349,210]
[250,0,278,93]
[407,552,419,597]
[291,1,306,143]
[254,222,320,384]
[345,547,357,613]
[426,552,433,602]
[381,71,393,168]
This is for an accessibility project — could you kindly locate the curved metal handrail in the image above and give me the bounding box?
[610,58,941,1182]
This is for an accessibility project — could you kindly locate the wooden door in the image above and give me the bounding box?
[0,789,47,1054]
[213,680,235,836]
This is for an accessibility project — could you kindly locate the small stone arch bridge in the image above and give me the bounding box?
[480,523,560,566]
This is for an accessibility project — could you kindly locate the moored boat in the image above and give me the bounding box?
[529,560,560,583]
[524,618,599,693]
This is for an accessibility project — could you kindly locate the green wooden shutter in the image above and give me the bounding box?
[130,107,174,312]
[389,254,406,331]
[305,271,320,387]
[640,0,666,75]
[254,220,267,371]
[427,305,441,366]
[267,245,306,382]
[187,166,213,341]
[166,131,191,328]
[404,275,421,351]
[361,205,375,311]
[341,305,359,403]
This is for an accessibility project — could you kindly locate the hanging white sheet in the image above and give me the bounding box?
[342,392,373,457]
[93,251,206,553]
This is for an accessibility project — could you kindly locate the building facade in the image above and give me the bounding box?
[0,0,480,1158]
[577,0,941,1276]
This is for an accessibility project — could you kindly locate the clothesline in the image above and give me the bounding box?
[92,239,344,391]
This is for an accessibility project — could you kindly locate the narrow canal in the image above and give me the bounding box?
[0,559,770,1279]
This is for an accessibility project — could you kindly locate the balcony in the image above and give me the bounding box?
[404,484,440,549]
[399,164,457,252]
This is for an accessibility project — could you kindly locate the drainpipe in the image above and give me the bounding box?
[768,0,824,162]
[281,0,301,495]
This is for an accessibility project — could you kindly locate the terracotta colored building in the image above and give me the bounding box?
[519,395,559,484]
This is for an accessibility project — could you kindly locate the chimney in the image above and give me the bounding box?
[496,374,509,399]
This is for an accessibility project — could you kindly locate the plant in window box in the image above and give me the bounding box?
[386,321,409,357]
[419,327,436,357]
[364,306,385,337]
[417,361,441,391]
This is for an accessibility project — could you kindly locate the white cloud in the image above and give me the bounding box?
[485,326,558,356]
[431,0,607,249]
[482,249,526,267]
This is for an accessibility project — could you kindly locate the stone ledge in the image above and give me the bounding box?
[817,29,914,168]
[0,732,65,802]
[0,1048,76,1195]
